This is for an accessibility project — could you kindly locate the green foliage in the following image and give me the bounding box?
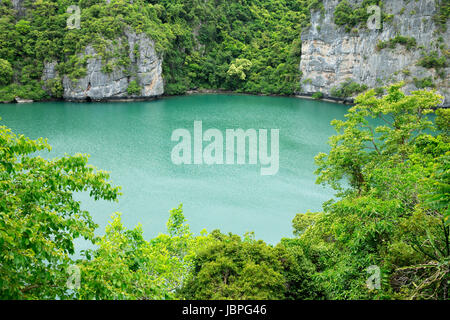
[308,0,325,12]
[421,151,450,225]
[334,0,384,32]
[44,78,64,99]
[2,0,444,101]
[179,230,319,300]
[0,0,317,99]
[0,59,13,86]
[292,211,321,236]
[413,77,435,89]
[0,121,120,299]
[417,51,448,70]
[76,205,206,299]
[317,82,442,192]
[0,0,170,101]
[299,84,450,299]
[376,35,417,51]
[1,85,449,300]
[436,108,450,135]
[0,81,49,102]
[330,80,368,99]
[374,86,385,96]
[1,0,450,301]
[312,92,324,99]
[227,58,252,82]
[179,230,286,299]
[126,80,141,96]
[160,0,309,95]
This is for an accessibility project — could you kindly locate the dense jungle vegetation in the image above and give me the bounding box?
[0,0,321,101]
[1,83,449,300]
[0,0,448,101]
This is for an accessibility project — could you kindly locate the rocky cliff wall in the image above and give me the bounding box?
[299,0,449,106]
[11,0,26,17]
[43,30,163,101]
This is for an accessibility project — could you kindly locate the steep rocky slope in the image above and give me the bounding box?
[299,0,449,106]
[46,31,164,102]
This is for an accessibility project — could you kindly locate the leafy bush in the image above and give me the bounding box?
[417,51,448,70]
[127,80,141,96]
[308,0,325,12]
[77,205,205,300]
[0,81,48,102]
[331,80,368,98]
[0,59,13,86]
[179,231,320,300]
[413,77,435,89]
[45,78,64,99]
[376,35,417,51]
[374,87,385,96]
[312,92,324,99]
[179,231,287,300]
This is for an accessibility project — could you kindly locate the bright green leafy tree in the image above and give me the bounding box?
[76,205,208,300]
[293,83,449,299]
[0,59,13,86]
[0,121,121,299]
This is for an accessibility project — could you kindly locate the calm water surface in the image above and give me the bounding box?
[0,94,348,246]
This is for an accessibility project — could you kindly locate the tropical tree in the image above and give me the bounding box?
[294,84,449,299]
[0,59,12,86]
[76,205,207,300]
[179,230,288,300]
[0,121,120,299]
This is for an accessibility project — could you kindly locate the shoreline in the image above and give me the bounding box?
[185,88,355,105]
[3,90,449,108]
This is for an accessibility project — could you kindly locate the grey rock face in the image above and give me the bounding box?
[300,0,449,105]
[42,61,58,81]
[44,30,163,101]
[12,0,26,17]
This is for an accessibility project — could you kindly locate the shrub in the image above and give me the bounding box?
[45,78,64,98]
[417,51,448,70]
[180,231,289,300]
[413,77,435,89]
[312,92,324,99]
[0,81,48,102]
[376,35,417,51]
[0,59,13,86]
[331,80,368,98]
[374,87,385,96]
[127,80,141,96]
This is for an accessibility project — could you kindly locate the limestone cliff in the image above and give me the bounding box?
[11,0,26,17]
[299,0,449,106]
[43,30,164,102]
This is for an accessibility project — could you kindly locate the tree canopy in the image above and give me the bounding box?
[0,120,120,299]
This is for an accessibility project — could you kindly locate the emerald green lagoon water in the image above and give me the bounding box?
[0,94,348,245]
